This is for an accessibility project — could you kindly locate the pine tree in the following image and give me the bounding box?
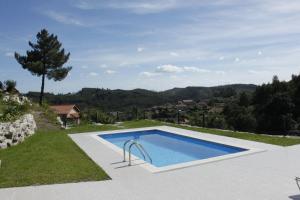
[15,29,72,105]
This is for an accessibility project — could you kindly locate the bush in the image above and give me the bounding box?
[233,113,257,131]
[189,112,203,126]
[206,115,227,129]
[223,102,256,131]
[4,80,17,93]
[0,100,30,122]
[82,110,116,124]
[255,93,295,133]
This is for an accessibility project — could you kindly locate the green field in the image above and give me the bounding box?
[0,130,109,188]
[168,124,300,146]
[1,119,300,188]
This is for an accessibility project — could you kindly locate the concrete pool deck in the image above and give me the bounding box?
[1,126,300,200]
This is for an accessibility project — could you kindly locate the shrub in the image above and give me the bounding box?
[83,110,116,124]
[223,102,257,131]
[0,100,30,122]
[4,80,17,93]
[206,115,227,129]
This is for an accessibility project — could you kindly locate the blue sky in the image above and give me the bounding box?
[1,0,300,93]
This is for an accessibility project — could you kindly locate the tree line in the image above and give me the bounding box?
[224,75,300,135]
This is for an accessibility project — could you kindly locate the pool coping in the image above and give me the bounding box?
[90,126,265,173]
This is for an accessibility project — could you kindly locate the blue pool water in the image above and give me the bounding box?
[99,130,247,167]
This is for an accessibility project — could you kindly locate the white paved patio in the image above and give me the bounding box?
[1,126,300,200]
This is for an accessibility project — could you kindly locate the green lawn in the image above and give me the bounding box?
[1,119,300,188]
[0,120,162,188]
[0,130,110,188]
[67,120,300,146]
[168,124,300,146]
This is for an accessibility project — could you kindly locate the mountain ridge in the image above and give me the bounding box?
[26,84,257,111]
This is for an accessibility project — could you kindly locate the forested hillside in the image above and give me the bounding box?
[26,84,256,111]
[223,75,300,134]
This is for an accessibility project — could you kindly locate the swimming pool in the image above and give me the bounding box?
[98,129,249,169]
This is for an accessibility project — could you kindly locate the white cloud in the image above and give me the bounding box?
[74,0,190,14]
[215,70,226,75]
[264,1,300,13]
[156,64,183,73]
[74,0,92,9]
[170,75,179,79]
[258,51,262,56]
[4,52,14,57]
[114,1,178,14]
[89,72,98,76]
[43,10,88,26]
[183,66,210,73]
[248,70,269,74]
[137,47,144,52]
[99,64,108,68]
[72,47,216,70]
[119,61,129,66]
[235,57,240,62]
[140,71,160,77]
[248,70,259,74]
[219,56,225,61]
[170,52,179,57]
[105,70,116,74]
[155,64,210,73]
[81,65,88,69]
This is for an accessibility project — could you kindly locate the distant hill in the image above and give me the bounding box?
[26,84,257,111]
[163,84,256,100]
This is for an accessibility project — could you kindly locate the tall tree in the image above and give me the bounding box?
[15,29,72,105]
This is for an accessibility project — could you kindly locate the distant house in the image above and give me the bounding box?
[175,103,187,110]
[182,99,194,104]
[50,104,80,127]
[178,100,195,105]
[197,101,208,109]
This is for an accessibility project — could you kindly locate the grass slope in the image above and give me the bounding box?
[168,124,300,146]
[0,130,109,188]
[0,120,162,188]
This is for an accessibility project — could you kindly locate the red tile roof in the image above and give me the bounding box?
[50,104,80,116]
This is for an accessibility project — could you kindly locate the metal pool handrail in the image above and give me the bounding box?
[128,141,152,166]
[136,143,152,164]
[296,177,300,191]
[123,139,152,166]
[123,139,145,161]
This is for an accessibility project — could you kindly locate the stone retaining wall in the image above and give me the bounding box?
[0,114,37,149]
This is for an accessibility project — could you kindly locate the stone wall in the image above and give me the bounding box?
[0,114,37,149]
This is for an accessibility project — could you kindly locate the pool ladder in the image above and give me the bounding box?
[123,139,152,166]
